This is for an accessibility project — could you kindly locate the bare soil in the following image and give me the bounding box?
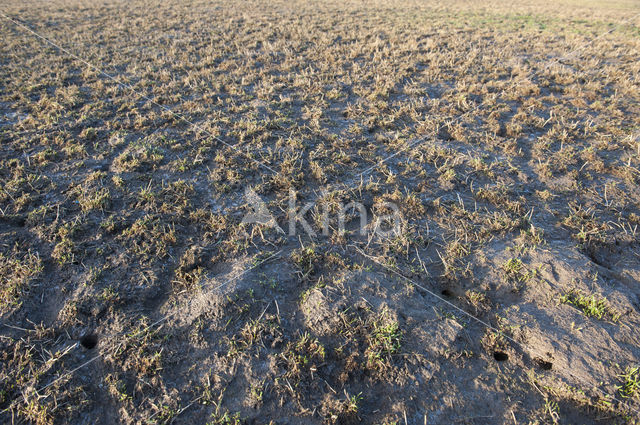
[1,0,640,424]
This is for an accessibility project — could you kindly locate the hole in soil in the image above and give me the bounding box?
[535,358,553,370]
[80,334,98,350]
[493,351,508,362]
[441,289,453,297]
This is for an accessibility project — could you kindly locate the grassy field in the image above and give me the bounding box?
[1,0,640,423]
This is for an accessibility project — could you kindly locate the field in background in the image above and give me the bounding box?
[1,0,640,423]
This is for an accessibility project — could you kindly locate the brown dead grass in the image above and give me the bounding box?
[1,0,640,423]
